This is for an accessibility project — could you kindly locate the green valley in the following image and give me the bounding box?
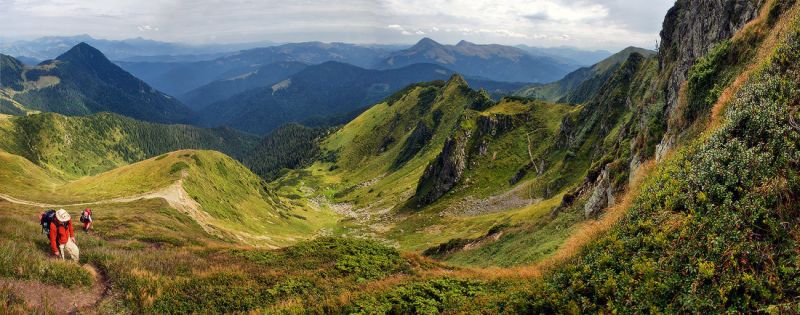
[2,0,800,313]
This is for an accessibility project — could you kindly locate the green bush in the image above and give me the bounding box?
[169,161,190,174]
[346,278,487,314]
[507,19,800,313]
[685,40,732,121]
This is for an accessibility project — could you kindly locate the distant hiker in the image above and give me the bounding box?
[80,208,93,232]
[48,209,80,262]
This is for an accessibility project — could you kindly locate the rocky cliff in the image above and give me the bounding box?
[656,0,764,158]
[414,129,471,206]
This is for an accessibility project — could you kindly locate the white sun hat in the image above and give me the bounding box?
[55,209,71,222]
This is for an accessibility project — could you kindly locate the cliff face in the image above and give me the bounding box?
[413,108,524,207]
[553,0,769,218]
[657,0,764,158]
[414,129,471,206]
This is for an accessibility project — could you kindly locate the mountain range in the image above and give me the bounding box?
[0,43,195,124]
[1,0,799,313]
[0,34,273,61]
[117,42,396,96]
[516,45,613,66]
[376,38,578,83]
[197,61,526,134]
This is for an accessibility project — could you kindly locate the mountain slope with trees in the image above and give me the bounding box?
[0,112,258,178]
[199,61,524,134]
[0,43,196,124]
[179,61,309,110]
[515,46,656,103]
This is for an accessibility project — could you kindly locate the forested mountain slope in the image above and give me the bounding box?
[179,61,309,110]
[0,112,257,178]
[0,43,195,124]
[199,61,524,135]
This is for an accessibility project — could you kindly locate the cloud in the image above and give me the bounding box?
[137,25,159,32]
[0,0,675,50]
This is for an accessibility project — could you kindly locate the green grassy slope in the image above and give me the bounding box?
[0,199,427,314]
[0,112,258,179]
[0,148,337,247]
[272,74,612,264]
[341,1,800,313]
[515,47,655,104]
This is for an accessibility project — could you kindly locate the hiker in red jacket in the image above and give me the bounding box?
[80,208,93,232]
[50,209,79,261]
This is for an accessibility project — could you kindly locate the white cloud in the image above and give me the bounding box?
[137,25,159,32]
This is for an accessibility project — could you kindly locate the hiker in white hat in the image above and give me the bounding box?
[48,209,79,262]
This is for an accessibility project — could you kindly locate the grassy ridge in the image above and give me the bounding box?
[273,75,601,264]
[0,148,338,247]
[0,112,258,179]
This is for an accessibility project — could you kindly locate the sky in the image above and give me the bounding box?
[0,0,675,50]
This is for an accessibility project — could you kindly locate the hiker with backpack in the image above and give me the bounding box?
[40,209,79,261]
[80,208,93,232]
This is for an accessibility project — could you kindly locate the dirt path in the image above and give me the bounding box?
[0,179,279,246]
[0,264,109,314]
[0,179,220,236]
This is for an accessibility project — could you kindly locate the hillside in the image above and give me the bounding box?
[267,74,604,261]
[179,61,309,110]
[199,62,524,135]
[0,43,195,124]
[376,38,578,83]
[0,149,336,246]
[515,46,656,103]
[0,112,258,178]
[3,0,800,313]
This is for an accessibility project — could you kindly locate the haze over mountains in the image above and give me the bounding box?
[376,38,578,83]
[0,34,272,62]
[198,61,526,134]
[0,38,629,135]
[1,0,800,313]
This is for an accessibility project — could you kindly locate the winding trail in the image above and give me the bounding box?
[0,179,218,236]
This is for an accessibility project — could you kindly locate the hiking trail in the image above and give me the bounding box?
[0,178,218,236]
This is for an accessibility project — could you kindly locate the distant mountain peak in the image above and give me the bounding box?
[456,40,474,47]
[56,42,109,63]
[413,37,442,48]
[444,74,468,88]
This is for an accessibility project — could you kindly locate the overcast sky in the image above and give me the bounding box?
[0,0,675,50]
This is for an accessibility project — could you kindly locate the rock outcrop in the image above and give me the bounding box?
[414,111,520,206]
[414,130,470,206]
[583,166,616,218]
[392,121,433,169]
[475,114,515,138]
[656,0,764,157]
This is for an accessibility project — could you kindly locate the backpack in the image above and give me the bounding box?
[80,209,92,223]
[40,209,56,236]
